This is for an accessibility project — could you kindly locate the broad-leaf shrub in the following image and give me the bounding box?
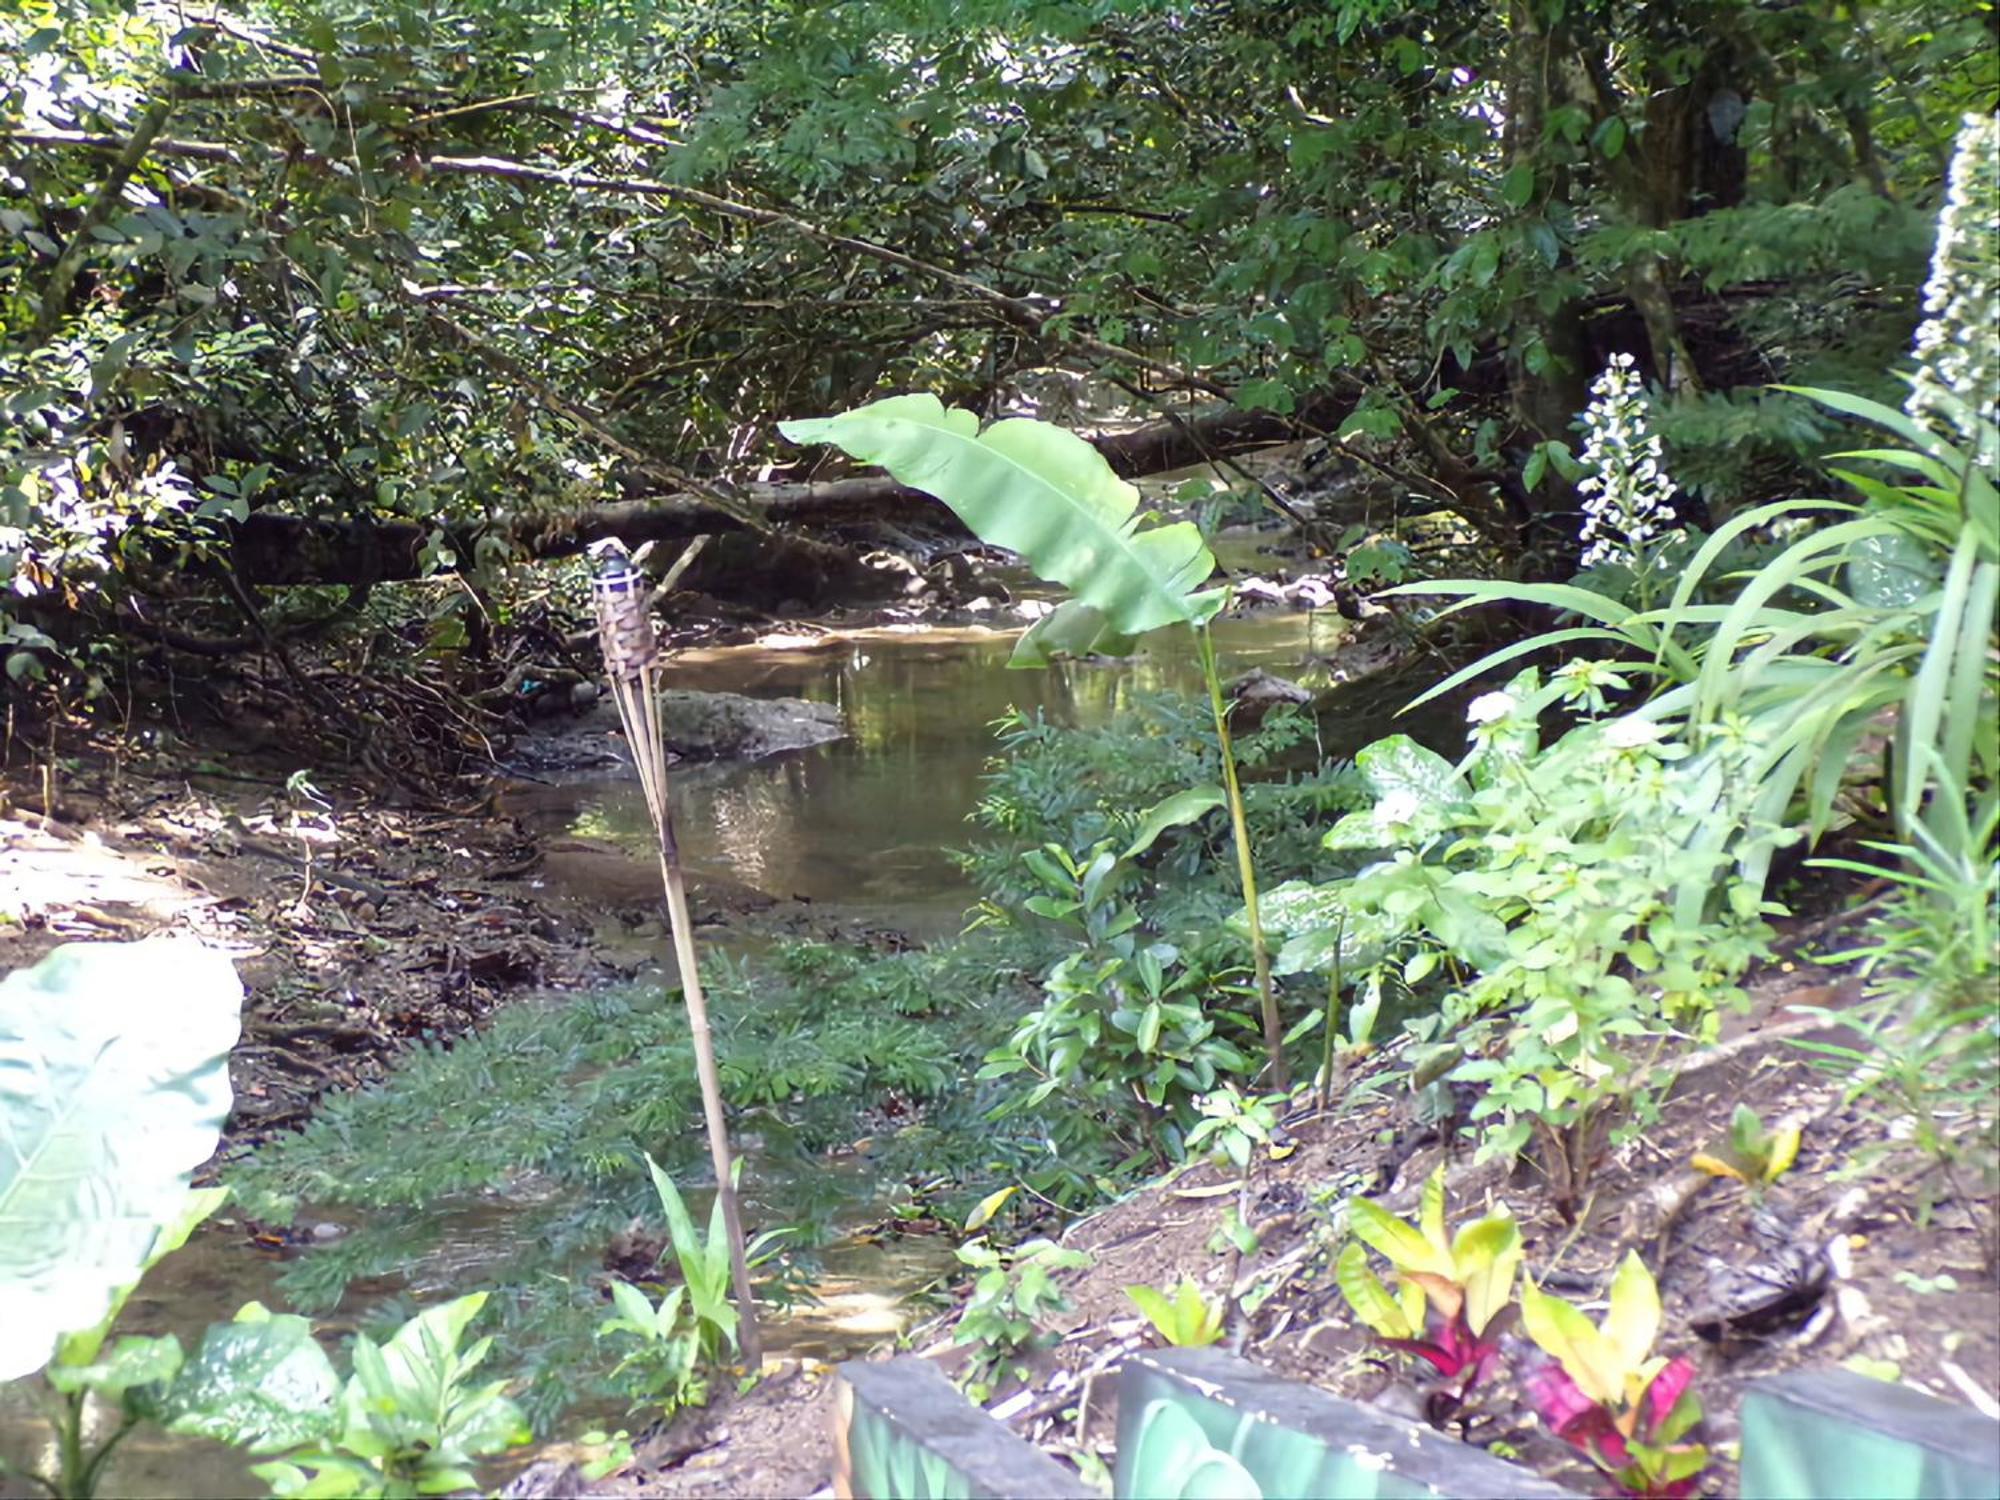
[1336,1166,1521,1415]
[1519,1254,1709,1499]
[976,837,1257,1180]
[1254,674,1779,1187]
[951,1236,1092,1401]
[247,1293,531,1498]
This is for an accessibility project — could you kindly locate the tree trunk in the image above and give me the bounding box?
[1504,0,1592,557]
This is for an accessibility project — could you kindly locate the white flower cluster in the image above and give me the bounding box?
[1576,353,1678,569]
[1907,112,1999,470]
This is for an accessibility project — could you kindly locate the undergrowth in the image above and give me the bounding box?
[961,696,1362,931]
[228,694,1369,1427]
[228,942,1016,1427]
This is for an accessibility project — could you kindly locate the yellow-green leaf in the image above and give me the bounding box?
[1603,1251,1662,1377]
[1348,1196,1451,1278]
[1520,1279,1622,1405]
[1690,1152,1747,1183]
[1764,1126,1802,1182]
[1419,1165,1448,1256]
[963,1185,1018,1233]
[1337,1242,1417,1339]
[1451,1214,1523,1335]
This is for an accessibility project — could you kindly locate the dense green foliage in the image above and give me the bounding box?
[217,693,1357,1423]
[4,0,1994,671]
[4,3,1993,1485]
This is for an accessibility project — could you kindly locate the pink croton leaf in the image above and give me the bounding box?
[1643,1356,1700,1440]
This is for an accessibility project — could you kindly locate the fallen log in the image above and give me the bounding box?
[224,393,1359,586]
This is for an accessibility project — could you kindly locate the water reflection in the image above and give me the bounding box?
[583,612,1353,937]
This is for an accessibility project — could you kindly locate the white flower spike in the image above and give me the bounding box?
[1575,354,1681,569]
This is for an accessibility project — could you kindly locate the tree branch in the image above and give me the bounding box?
[32,100,178,342]
[421,155,1232,397]
[4,127,235,162]
[216,399,1351,585]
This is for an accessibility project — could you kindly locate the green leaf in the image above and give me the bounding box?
[1500,163,1535,210]
[1779,385,1939,453]
[45,1332,184,1399]
[1523,445,1548,492]
[643,1152,712,1303]
[1356,734,1459,807]
[1008,599,1139,666]
[0,940,242,1380]
[1123,786,1228,861]
[1845,530,1938,609]
[781,395,1226,637]
[160,1308,340,1451]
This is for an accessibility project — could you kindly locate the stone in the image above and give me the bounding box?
[1226,668,1314,730]
[657,688,846,760]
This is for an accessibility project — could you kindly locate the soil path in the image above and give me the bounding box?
[0,707,778,1160]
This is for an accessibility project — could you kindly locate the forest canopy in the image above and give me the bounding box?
[1,0,1995,652]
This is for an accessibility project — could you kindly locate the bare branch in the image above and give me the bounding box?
[33,100,178,342]
[4,127,234,161]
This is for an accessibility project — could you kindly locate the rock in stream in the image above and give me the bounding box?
[657,688,846,760]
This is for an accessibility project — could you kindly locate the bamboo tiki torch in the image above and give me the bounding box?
[589,541,762,1369]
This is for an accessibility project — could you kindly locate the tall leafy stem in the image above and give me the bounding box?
[781,395,1290,1087]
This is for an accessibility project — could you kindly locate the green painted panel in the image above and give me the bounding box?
[834,1358,1096,1500]
[1740,1370,2000,1500]
[1115,1349,1579,1499]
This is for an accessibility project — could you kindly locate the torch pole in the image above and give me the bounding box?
[590,544,762,1370]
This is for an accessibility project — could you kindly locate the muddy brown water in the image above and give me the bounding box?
[2,604,1440,1497]
[527,608,1363,939]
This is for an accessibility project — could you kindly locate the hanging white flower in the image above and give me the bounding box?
[1907,112,1999,471]
[1575,354,1680,569]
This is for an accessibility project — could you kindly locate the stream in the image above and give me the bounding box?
[545,608,1360,939]
[0,600,1427,1498]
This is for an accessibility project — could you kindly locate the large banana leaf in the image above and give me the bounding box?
[781,395,1227,644]
[0,939,242,1380]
